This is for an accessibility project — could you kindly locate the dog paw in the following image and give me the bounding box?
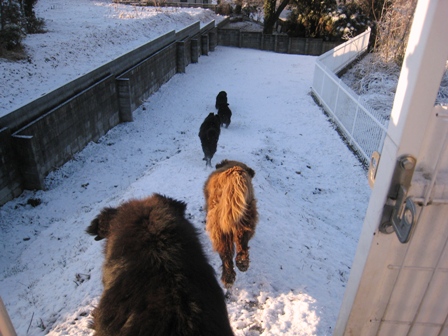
[221,270,236,288]
[236,254,250,272]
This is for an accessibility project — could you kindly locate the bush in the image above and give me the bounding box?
[285,1,370,40]
[216,2,233,16]
[0,0,45,58]
[0,24,23,49]
[373,0,417,65]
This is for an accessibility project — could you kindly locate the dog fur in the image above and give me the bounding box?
[217,104,232,128]
[198,112,221,167]
[203,160,258,287]
[215,91,228,110]
[86,193,234,336]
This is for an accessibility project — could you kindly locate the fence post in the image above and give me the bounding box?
[350,96,361,146]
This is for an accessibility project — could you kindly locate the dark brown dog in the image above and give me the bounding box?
[217,104,232,128]
[198,113,221,167]
[203,160,258,288]
[86,194,234,336]
[215,91,228,110]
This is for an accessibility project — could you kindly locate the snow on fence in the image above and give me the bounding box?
[311,28,388,166]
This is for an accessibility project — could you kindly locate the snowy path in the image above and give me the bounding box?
[0,46,370,335]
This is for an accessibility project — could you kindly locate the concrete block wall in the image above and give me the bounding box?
[240,32,262,49]
[117,43,177,119]
[0,128,23,205]
[218,28,341,55]
[11,75,120,190]
[0,21,217,206]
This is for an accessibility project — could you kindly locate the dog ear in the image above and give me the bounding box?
[155,194,187,217]
[86,207,118,241]
[215,159,228,169]
[247,167,255,178]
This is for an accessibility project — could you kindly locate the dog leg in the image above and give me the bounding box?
[216,233,236,288]
[205,157,212,167]
[220,251,236,288]
[235,230,251,272]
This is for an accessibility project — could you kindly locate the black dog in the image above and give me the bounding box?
[215,91,228,110]
[198,113,221,167]
[218,104,232,128]
[86,194,234,336]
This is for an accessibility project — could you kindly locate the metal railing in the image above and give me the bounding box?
[312,28,389,166]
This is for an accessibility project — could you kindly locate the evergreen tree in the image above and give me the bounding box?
[0,0,44,56]
[0,0,24,51]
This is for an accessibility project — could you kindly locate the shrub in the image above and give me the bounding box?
[285,0,370,40]
[373,0,417,65]
[216,2,233,15]
[0,0,45,58]
[0,23,23,49]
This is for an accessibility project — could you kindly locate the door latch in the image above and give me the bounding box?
[368,151,381,188]
[379,155,417,243]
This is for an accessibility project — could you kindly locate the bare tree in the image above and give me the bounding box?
[374,0,417,65]
[263,0,290,34]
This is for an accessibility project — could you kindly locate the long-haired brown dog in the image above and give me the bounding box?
[86,193,234,336]
[203,160,258,288]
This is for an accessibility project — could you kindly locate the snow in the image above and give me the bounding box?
[0,0,371,335]
[0,0,225,116]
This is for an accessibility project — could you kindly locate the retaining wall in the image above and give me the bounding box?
[218,28,340,55]
[0,19,343,206]
[0,21,216,205]
[12,75,120,190]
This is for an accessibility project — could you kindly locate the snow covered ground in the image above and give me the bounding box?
[0,0,224,116]
[0,0,371,335]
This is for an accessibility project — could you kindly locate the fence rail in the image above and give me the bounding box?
[311,28,388,166]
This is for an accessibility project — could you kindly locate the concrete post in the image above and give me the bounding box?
[201,34,209,56]
[209,30,217,52]
[191,39,199,63]
[177,41,186,73]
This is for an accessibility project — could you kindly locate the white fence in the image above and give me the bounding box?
[311,28,389,166]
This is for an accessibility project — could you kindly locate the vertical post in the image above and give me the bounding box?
[116,78,133,122]
[201,34,209,55]
[177,41,186,73]
[191,39,199,63]
[209,30,217,52]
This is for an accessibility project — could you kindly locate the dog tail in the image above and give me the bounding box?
[218,166,253,233]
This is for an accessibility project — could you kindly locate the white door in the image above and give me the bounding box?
[334,0,448,335]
